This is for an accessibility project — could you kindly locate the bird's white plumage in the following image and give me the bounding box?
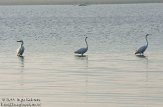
[17,40,25,56]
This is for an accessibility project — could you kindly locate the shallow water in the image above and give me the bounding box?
[0,3,163,107]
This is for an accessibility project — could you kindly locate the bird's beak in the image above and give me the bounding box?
[17,40,21,42]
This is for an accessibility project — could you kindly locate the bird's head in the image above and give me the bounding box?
[84,35,88,39]
[17,40,23,42]
[85,37,88,39]
[146,34,151,37]
[85,37,88,41]
[17,40,24,44]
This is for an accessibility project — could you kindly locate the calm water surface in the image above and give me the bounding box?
[0,3,163,107]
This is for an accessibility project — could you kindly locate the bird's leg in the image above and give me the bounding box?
[17,54,21,57]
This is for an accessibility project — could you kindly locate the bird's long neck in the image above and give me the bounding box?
[85,38,88,49]
[21,42,24,46]
[146,36,148,47]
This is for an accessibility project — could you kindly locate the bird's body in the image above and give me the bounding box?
[135,34,150,55]
[75,47,88,55]
[74,37,88,56]
[135,45,147,55]
[17,40,25,56]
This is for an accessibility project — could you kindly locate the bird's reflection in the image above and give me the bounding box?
[136,54,149,80]
[18,56,24,72]
[145,57,149,82]
[74,55,88,66]
[17,56,25,97]
[136,54,150,107]
[74,55,88,102]
[136,54,147,58]
[75,54,88,58]
[135,54,149,107]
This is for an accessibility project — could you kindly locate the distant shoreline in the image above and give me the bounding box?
[0,0,162,5]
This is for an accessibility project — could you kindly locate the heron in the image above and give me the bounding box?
[17,40,25,56]
[74,37,88,56]
[135,34,151,55]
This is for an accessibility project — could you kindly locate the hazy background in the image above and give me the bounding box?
[0,0,163,5]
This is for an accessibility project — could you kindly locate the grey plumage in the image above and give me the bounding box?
[74,37,88,56]
[135,34,150,55]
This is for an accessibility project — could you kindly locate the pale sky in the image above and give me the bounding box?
[0,0,162,5]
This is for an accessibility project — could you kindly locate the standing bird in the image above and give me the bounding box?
[17,40,25,56]
[74,37,88,56]
[135,34,151,55]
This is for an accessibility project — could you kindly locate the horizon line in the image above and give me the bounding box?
[0,0,162,5]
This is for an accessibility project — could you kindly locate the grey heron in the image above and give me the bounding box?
[17,40,25,56]
[74,37,88,56]
[135,34,151,55]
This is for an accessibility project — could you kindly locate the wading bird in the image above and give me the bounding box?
[135,34,151,55]
[17,40,25,56]
[74,37,88,56]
